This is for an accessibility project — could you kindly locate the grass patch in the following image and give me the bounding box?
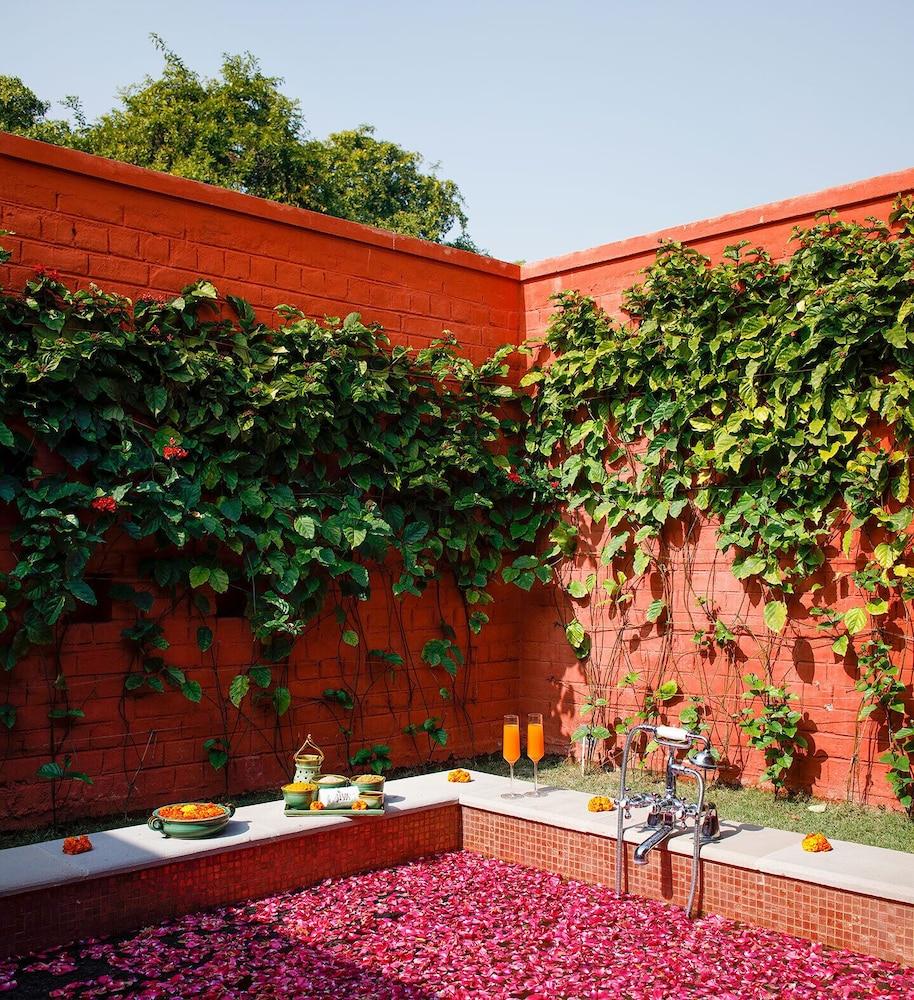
[3,753,911,854]
[427,753,914,854]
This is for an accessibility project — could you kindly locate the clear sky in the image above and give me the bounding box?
[6,1,914,262]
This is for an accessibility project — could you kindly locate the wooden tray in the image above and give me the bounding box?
[284,804,385,817]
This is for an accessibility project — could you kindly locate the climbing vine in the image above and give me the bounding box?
[523,204,914,812]
[0,242,555,795]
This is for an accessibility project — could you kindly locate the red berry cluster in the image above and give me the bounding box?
[90,496,117,513]
[162,437,189,460]
[35,266,61,282]
[506,469,523,484]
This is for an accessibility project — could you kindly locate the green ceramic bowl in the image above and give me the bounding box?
[352,774,385,795]
[148,802,235,839]
[282,783,317,808]
[315,774,349,789]
[359,791,384,810]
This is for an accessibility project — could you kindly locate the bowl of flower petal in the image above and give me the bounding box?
[282,782,318,809]
[148,802,235,839]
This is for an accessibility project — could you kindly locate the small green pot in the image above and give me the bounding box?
[351,773,385,795]
[148,803,235,839]
[282,783,317,809]
[315,774,349,789]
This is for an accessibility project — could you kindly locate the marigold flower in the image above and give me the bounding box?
[91,496,117,513]
[801,832,832,853]
[351,800,368,810]
[162,437,188,460]
[447,769,471,783]
[62,835,92,855]
[158,803,226,821]
[587,796,615,813]
[309,801,325,811]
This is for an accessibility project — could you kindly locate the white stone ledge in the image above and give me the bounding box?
[1,769,912,908]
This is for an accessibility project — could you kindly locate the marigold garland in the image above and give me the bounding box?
[587,796,615,812]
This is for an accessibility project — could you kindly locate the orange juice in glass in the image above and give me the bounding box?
[503,714,520,796]
[527,713,544,795]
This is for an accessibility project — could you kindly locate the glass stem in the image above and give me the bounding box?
[509,762,515,794]
[533,761,538,794]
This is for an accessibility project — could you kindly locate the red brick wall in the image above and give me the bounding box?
[2,130,914,816]
[1,804,461,958]
[0,133,523,826]
[462,808,914,965]
[518,169,914,807]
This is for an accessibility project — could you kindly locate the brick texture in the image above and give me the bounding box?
[0,804,461,958]
[461,807,914,966]
[3,805,910,968]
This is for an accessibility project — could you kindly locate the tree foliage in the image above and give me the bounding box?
[0,39,475,247]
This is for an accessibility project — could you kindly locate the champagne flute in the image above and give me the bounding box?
[527,713,544,796]
[502,714,520,797]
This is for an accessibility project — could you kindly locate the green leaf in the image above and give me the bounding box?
[866,599,889,616]
[566,579,590,599]
[181,680,202,703]
[249,665,272,688]
[342,629,359,647]
[763,600,787,633]
[831,634,849,656]
[633,547,651,575]
[65,579,97,606]
[843,606,868,635]
[645,599,666,623]
[196,626,213,652]
[209,568,229,593]
[732,554,766,580]
[219,497,242,522]
[884,324,910,348]
[273,686,291,715]
[656,679,678,701]
[144,385,168,417]
[229,674,250,708]
[565,619,586,648]
[874,543,898,569]
[189,566,210,588]
[294,515,316,539]
[0,704,15,728]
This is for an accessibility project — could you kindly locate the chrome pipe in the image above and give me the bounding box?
[675,761,705,919]
[633,824,676,865]
[615,723,654,896]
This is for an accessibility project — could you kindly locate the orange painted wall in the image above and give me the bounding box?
[518,168,914,807]
[2,130,914,818]
[0,134,523,825]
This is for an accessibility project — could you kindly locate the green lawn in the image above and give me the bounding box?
[3,753,912,854]
[425,753,914,854]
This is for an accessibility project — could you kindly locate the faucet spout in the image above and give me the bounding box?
[633,824,676,865]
